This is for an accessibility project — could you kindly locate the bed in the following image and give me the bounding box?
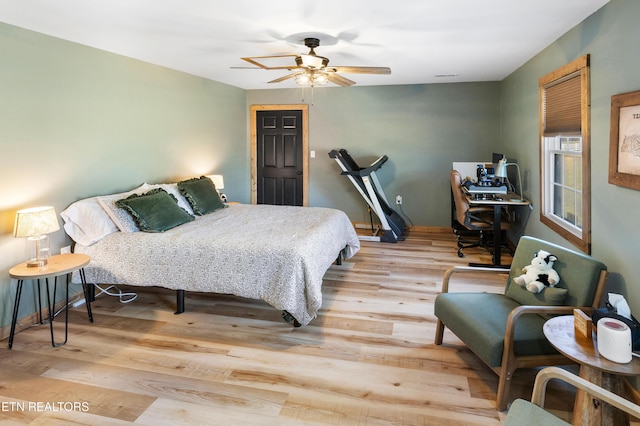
[63,179,360,326]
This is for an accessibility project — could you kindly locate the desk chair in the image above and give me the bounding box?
[503,367,640,425]
[434,236,608,410]
[450,169,510,258]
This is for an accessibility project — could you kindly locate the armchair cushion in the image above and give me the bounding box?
[505,284,568,306]
[434,293,556,367]
[504,399,569,426]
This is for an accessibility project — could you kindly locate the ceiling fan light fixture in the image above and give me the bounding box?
[314,72,328,86]
[298,54,329,69]
[296,70,329,87]
[295,73,310,85]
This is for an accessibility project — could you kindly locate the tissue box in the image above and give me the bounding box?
[574,308,592,339]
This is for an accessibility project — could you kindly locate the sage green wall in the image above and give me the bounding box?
[247,82,500,226]
[0,23,248,330]
[499,0,640,315]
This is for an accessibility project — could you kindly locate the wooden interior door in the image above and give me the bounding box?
[251,105,308,206]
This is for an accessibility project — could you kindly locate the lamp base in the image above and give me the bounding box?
[26,258,48,268]
[25,235,50,267]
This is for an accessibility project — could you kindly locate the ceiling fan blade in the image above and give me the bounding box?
[268,72,304,84]
[241,54,301,70]
[327,73,356,87]
[329,66,391,75]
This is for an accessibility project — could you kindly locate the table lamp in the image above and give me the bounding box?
[495,156,524,201]
[13,206,60,267]
[207,174,227,202]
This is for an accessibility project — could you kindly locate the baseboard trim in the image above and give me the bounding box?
[353,222,451,234]
[0,295,83,342]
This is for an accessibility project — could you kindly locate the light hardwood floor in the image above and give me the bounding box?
[1,227,583,425]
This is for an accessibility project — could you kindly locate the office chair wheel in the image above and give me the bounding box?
[458,249,464,258]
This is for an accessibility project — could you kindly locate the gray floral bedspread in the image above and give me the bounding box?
[74,204,360,325]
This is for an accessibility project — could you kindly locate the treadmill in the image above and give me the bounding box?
[329,149,406,243]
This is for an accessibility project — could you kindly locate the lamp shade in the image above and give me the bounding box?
[208,175,224,190]
[13,206,60,238]
[495,157,508,178]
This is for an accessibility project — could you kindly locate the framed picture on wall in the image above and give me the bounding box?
[609,89,640,190]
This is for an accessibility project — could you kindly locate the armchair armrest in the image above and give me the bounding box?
[532,367,640,419]
[501,305,589,371]
[505,305,578,341]
[441,265,510,293]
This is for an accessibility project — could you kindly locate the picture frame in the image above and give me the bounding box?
[609,89,640,190]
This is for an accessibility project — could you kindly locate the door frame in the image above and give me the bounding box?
[250,104,309,205]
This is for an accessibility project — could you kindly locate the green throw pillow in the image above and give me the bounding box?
[116,188,194,232]
[505,282,568,306]
[177,176,226,215]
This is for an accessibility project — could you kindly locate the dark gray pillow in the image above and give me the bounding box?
[177,176,226,215]
[116,188,194,232]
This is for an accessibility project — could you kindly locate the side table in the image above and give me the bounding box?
[8,253,93,349]
[543,315,640,425]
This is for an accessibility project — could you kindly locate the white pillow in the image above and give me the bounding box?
[97,183,153,233]
[155,183,195,216]
[61,197,119,246]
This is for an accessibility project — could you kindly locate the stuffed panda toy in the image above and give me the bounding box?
[513,250,560,293]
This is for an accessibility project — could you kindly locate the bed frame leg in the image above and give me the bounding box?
[175,290,185,315]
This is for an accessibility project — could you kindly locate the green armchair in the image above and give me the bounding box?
[434,236,608,410]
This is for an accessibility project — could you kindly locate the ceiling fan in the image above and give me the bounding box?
[240,37,391,87]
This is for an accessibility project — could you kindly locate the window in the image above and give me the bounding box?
[539,55,591,253]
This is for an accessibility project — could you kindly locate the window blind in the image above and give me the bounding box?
[543,72,581,135]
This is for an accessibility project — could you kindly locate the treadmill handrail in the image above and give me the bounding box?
[340,155,388,177]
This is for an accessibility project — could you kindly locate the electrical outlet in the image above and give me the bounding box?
[396,195,402,205]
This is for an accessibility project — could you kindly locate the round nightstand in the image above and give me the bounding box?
[8,253,93,349]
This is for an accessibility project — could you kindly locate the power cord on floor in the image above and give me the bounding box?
[15,281,139,331]
[396,203,414,230]
[18,283,138,328]
[92,283,138,304]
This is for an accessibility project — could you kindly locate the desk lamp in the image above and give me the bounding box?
[13,206,60,267]
[207,174,227,202]
[495,156,524,201]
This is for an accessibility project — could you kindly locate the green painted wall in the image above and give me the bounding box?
[247,82,500,226]
[499,0,640,317]
[0,23,247,330]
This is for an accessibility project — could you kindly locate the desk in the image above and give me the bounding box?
[8,253,93,349]
[543,315,640,425]
[466,192,529,267]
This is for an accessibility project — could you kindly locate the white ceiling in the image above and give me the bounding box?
[0,0,609,90]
